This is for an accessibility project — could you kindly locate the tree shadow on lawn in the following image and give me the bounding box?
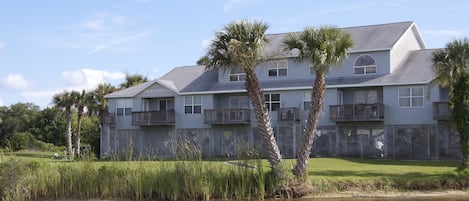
[308,169,442,180]
[336,157,458,168]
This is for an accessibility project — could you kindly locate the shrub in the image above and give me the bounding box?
[10,132,36,151]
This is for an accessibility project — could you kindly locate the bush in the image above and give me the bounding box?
[10,132,36,151]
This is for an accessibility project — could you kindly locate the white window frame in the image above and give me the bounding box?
[116,99,132,116]
[184,96,202,114]
[398,86,424,108]
[264,93,281,111]
[354,55,377,75]
[229,67,246,82]
[303,91,325,111]
[268,59,288,77]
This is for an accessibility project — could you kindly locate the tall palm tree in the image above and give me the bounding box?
[119,73,148,89]
[432,38,469,168]
[283,26,353,177]
[90,83,117,124]
[200,19,283,170]
[53,91,75,159]
[71,90,93,157]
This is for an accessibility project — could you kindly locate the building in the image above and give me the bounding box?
[101,21,457,160]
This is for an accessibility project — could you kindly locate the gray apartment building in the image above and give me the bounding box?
[101,21,457,160]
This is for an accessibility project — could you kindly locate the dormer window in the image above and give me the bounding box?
[229,67,246,82]
[268,59,288,77]
[354,55,376,75]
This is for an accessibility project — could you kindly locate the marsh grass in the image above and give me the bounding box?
[3,151,469,200]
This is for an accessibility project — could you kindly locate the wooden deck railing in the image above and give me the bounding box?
[277,107,300,121]
[204,109,251,124]
[330,103,385,122]
[132,111,175,126]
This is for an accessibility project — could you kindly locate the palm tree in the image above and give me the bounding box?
[119,73,148,89]
[432,38,469,168]
[71,90,93,157]
[53,91,75,159]
[283,26,353,177]
[90,83,117,124]
[200,19,283,170]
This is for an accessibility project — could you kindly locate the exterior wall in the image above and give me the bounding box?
[383,85,436,125]
[390,25,425,73]
[329,51,390,77]
[175,94,212,129]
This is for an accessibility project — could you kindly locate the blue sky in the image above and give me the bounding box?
[0,0,468,108]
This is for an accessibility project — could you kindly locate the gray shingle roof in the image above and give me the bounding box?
[265,21,417,58]
[106,21,432,98]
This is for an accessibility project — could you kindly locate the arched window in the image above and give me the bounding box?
[354,55,376,75]
[229,67,246,82]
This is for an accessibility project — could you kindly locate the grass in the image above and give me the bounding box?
[1,151,469,200]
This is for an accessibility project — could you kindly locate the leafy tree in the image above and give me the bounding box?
[0,103,40,146]
[119,73,148,89]
[53,91,75,159]
[283,26,353,177]
[432,38,469,168]
[200,19,284,173]
[30,106,66,146]
[10,132,35,151]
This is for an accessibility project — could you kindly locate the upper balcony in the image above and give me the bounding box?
[330,103,385,122]
[204,109,251,125]
[433,101,450,121]
[101,113,115,124]
[132,111,175,126]
[277,107,300,121]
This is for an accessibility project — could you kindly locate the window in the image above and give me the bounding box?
[264,93,280,111]
[116,99,132,116]
[229,96,249,108]
[399,86,424,108]
[229,67,246,82]
[184,96,202,114]
[309,64,330,75]
[268,60,288,77]
[354,55,376,75]
[354,90,378,104]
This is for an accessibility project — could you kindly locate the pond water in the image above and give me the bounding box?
[286,196,469,201]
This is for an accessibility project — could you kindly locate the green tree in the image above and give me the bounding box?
[200,19,283,172]
[283,26,353,177]
[119,73,148,89]
[0,103,40,147]
[432,38,469,168]
[53,91,75,159]
[30,106,66,146]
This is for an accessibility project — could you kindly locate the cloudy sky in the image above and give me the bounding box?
[1,0,468,108]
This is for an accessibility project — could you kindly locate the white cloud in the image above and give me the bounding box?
[88,31,151,53]
[1,74,34,90]
[61,68,126,90]
[0,42,4,49]
[0,98,4,106]
[201,36,214,50]
[21,89,61,108]
[82,20,105,30]
[148,67,160,80]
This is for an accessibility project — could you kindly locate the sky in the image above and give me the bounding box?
[1,0,468,108]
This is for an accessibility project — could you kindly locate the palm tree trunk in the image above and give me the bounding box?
[294,74,326,178]
[65,108,73,159]
[75,113,82,157]
[244,68,282,166]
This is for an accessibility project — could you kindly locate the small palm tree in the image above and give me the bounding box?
[53,91,75,159]
[432,38,469,168]
[71,90,93,157]
[119,73,148,89]
[200,19,283,170]
[283,26,353,177]
[90,83,117,124]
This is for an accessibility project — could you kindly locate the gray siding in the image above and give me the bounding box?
[390,26,425,73]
